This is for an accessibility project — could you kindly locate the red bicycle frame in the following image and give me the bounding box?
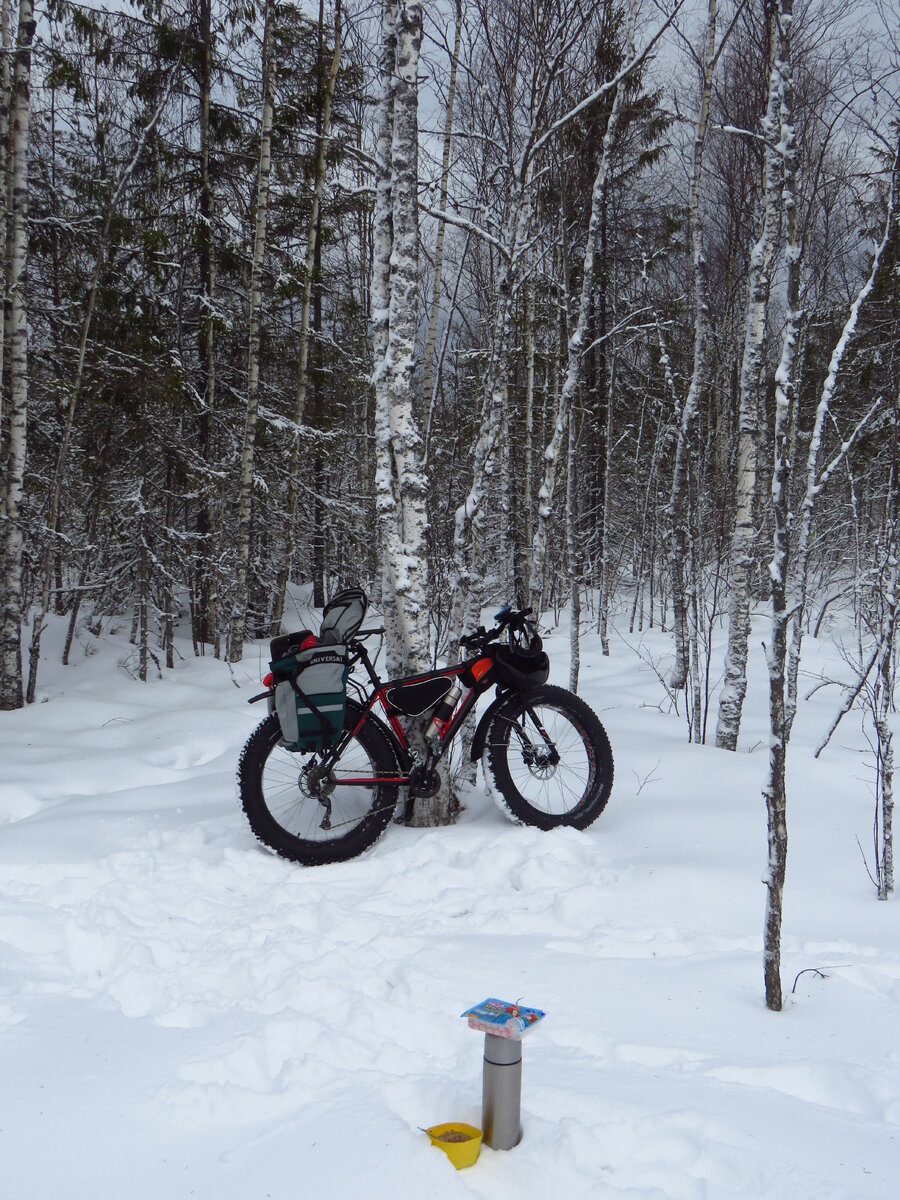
[321,643,492,786]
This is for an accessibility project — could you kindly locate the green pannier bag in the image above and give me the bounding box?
[269,588,368,753]
[271,644,350,753]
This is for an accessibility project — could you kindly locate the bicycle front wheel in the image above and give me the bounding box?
[484,684,614,830]
[238,703,400,865]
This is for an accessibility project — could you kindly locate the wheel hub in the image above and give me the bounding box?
[521,743,559,775]
[299,762,336,800]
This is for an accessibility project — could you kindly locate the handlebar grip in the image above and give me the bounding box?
[459,625,487,648]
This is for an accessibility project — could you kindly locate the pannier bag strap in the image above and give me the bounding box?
[288,673,334,739]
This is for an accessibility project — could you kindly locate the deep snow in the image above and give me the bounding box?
[1,607,898,1199]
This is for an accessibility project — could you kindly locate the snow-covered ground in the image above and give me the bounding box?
[2,607,898,1199]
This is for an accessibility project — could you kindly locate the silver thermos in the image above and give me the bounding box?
[481,1033,523,1150]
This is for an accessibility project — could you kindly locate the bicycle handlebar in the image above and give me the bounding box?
[458,606,536,650]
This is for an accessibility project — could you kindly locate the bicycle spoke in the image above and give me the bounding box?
[500,702,593,816]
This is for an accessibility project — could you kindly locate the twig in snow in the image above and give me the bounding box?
[633,761,661,797]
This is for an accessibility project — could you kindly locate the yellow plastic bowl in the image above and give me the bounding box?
[426,1122,483,1169]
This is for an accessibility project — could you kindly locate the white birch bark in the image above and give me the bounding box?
[0,0,12,443]
[522,265,536,554]
[666,0,717,691]
[421,0,461,414]
[528,2,637,615]
[598,351,615,656]
[372,0,400,672]
[273,0,342,632]
[567,400,581,693]
[372,0,447,825]
[716,3,784,747]
[229,1,275,662]
[0,0,35,711]
[380,0,429,677]
[763,0,799,1012]
[196,0,218,654]
[873,457,899,899]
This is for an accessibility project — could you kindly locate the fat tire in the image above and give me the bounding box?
[238,702,400,865]
[485,684,614,830]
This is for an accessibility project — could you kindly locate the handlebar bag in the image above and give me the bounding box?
[493,635,550,691]
[271,644,350,753]
[319,587,368,646]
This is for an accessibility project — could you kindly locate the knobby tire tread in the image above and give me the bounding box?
[484,684,614,830]
[238,704,399,865]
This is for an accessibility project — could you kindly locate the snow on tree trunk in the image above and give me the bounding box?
[666,0,717,692]
[372,0,398,670]
[763,0,799,1012]
[529,3,637,616]
[194,0,217,653]
[567,401,581,692]
[873,448,899,899]
[273,0,343,633]
[229,1,275,663]
[0,0,35,711]
[716,3,784,749]
[598,352,614,657]
[522,267,536,557]
[371,0,430,678]
[371,0,444,825]
[0,0,12,438]
[420,0,461,416]
[385,0,429,675]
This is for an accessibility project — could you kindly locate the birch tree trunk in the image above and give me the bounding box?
[763,0,799,1012]
[522,266,536,561]
[0,0,35,711]
[716,3,785,748]
[372,0,399,671]
[873,443,899,899]
[598,351,614,656]
[420,0,461,415]
[272,0,342,632]
[384,0,429,674]
[195,0,217,652]
[372,0,443,825]
[0,0,12,438]
[373,0,430,677]
[567,402,581,692]
[229,0,275,663]
[665,0,717,691]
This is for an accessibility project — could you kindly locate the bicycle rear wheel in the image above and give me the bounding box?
[238,703,400,865]
[484,684,614,830]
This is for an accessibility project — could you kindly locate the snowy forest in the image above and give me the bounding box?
[1,0,898,714]
[2,2,900,1191]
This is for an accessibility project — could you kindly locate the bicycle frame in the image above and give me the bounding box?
[319,640,487,786]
